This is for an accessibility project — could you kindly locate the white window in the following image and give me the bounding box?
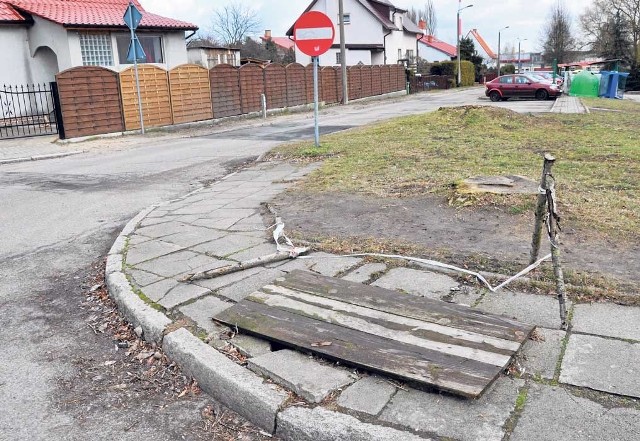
[116,35,164,64]
[338,13,350,24]
[336,52,342,64]
[79,33,113,66]
[398,49,402,60]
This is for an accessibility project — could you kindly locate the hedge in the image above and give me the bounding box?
[431,60,474,86]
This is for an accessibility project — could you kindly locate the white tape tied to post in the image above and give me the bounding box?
[273,220,307,257]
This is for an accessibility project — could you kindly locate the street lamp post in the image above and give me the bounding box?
[517,37,527,73]
[497,26,509,76]
[457,4,473,86]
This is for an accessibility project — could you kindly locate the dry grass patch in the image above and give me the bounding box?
[268,103,640,243]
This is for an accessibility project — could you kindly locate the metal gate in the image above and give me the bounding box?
[0,82,64,139]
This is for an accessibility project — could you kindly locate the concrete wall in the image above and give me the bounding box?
[0,26,32,85]
[27,16,72,72]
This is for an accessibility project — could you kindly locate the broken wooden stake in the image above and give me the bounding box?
[530,153,556,264]
[180,248,309,282]
[545,173,569,330]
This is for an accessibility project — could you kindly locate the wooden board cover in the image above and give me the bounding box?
[213,270,535,398]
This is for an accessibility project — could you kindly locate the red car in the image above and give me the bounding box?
[485,74,562,102]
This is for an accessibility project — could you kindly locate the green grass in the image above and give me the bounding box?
[269,101,640,242]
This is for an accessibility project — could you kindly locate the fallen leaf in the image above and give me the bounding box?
[311,341,332,347]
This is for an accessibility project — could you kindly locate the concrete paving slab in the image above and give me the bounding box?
[157,226,228,248]
[128,269,165,287]
[572,303,640,341]
[278,252,362,277]
[380,378,525,441]
[126,240,183,265]
[140,278,179,302]
[226,242,277,262]
[248,350,356,403]
[475,291,565,329]
[192,234,266,258]
[342,263,387,283]
[560,334,640,398]
[229,334,272,358]
[134,221,196,239]
[192,266,265,291]
[511,383,640,441]
[127,233,155,245]
[205,208,257,220]
[229,214,268,231]
[337,375,397,416]
[277,406,432,441]
[178,296,234,333]
[217,268,286,302]
[191,217,246,230]
[157,283,211,309]
[135,251,231,278]
[372,267,459,300]
[521,327,566,379]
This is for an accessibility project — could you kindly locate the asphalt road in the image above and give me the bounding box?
[0,88,555,439]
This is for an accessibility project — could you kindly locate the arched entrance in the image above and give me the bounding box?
[31,46,59,83]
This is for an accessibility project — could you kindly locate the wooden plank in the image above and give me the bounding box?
[255,285,519,358]
[215,300,501,398]
[277,270,534,342]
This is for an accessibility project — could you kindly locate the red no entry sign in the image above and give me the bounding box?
[293,11,335,57]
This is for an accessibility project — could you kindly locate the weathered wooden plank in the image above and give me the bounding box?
[215,300,501,398]
[277,270,534,342]
[256,285,519,359]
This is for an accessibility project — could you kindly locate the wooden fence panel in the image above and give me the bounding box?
[239,64,264,113]
[321,67,338,104]
[335,67,344,104]
[371,65,382,96]
[380,65,391,94]
[360,66,372,98]
[210,64,241,118]
[285,63,306,107]
[56,66,123,138]
[264,64,287,110]
[120,65,172,130]
[169,64,212,124]
[348,66,362,100]
[304,64,323,104]
[391,65,406,91]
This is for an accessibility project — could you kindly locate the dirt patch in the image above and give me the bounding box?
[274,191,639,290]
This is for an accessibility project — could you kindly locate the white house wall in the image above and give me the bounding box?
[0,26,31,85]
[27,16,73,73]
[418,44,453,62]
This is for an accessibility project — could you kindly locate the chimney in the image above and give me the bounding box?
[418,19,426,30]
[264,29,272,39]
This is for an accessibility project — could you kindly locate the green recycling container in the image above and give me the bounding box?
[569,71,600,98]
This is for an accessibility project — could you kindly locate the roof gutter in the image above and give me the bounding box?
[185,30,196,40]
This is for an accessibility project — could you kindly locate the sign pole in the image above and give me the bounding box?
[313,56,319,147]
[128,5,144,134]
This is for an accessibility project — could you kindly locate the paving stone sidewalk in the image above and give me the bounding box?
[115,160,640,440]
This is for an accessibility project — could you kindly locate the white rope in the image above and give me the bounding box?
[299,252,551,292]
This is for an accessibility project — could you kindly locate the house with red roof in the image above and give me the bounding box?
[0,0,197,85]
[417,34,457,62]
[286,0,423,66]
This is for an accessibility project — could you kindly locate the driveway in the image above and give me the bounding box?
[0,86,558,439]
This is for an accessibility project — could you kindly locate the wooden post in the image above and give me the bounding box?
[545,174,569,329]
[530,153,556,264]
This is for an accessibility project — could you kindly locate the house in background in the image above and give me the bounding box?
[187,41,240,68]
[260,30,295,60]
[286,0,422,66]
[417,35,457,62]
[0,0,197,86]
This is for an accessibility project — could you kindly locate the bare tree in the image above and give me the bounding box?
[581,0,638,63]
[407,0,437,35]
[211,2,261,47]
[541,0,575,64]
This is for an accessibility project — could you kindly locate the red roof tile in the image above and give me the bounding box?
[0,2,25,21]
[418,34,457,58]
[261,36,295,50]
[1,0,197,29]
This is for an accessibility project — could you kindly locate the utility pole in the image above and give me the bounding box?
[497,26,509,76]
[339,0,348,104]
[517,37,527,73]
[457,3,473,86]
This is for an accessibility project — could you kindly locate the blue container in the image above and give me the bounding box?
[599,71,630,99]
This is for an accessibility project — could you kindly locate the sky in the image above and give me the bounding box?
[143,0,593,56]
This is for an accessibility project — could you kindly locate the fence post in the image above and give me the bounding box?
[545,173,568,329]
[529,153,555,264]
[50,81,66,140]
